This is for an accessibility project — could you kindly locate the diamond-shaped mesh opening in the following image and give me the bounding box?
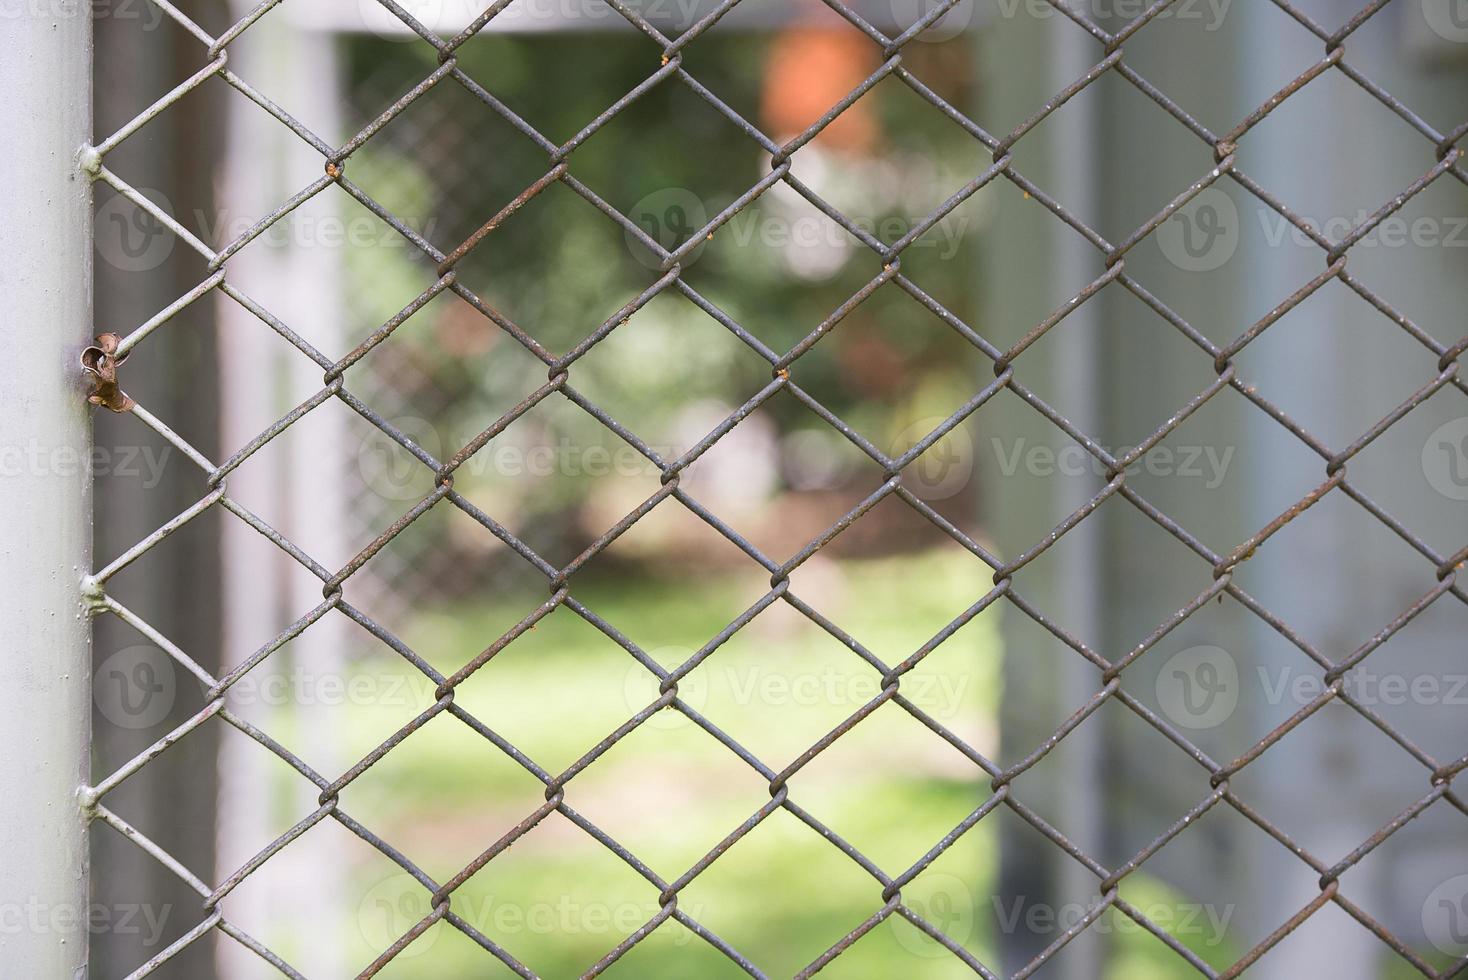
[554,719,775,880]
[1230,285,1438,444]
[1343,585,1468,762]
[1223,696,1440,854]
[1228,487,1445,650]
[445,606,668,773]
[1335,798,1468,970]
[347,67,552,245]
[672,805,891,976]
[1242,70,1442,217]
[1106,872,1243,975]
[1031,71,1222,244]
[564,292,773,446]
[783,704,990,871]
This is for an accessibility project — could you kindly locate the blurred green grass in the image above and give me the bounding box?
[263,548,1237,977]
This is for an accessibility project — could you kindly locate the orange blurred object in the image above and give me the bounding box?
[761,23,879,152]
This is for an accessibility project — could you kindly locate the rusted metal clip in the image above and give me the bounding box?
[81,333,135,413]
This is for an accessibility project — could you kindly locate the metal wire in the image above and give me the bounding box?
[82,0,1468,977]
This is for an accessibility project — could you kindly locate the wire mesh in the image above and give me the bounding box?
[82,0,1468,976]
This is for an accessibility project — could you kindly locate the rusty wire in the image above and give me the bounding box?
[83,0,1468,976]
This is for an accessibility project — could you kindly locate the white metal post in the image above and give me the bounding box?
[0,3,94,976]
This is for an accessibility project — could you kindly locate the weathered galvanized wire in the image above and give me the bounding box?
[83,0,1468,976]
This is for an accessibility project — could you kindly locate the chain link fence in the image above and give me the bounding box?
[76,0,1467,976]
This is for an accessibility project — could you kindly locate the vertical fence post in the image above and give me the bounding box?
[0,3,94,976]
[984,11,1103,976]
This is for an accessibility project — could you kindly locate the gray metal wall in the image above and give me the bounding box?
[986,3,1467,976]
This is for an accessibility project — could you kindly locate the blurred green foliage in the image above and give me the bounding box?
[252,548,1238,977]
[339,29,988,563]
